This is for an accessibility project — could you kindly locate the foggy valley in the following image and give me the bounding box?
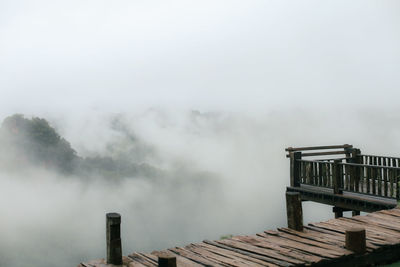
[1,109,400,266]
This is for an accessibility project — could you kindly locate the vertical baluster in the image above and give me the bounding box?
[341,164,344,193]
[355,165,360,192]
[362,164,366,193]
[354,165,357,192]
[342,164,346,191]
[383,158,388,197]
[342,163,346,191]
[347,163,351,190]
[378,167,382,196]
[372,166,376,195]
[343,165,350,190]
[396,169,400,200]
[304,162,310,184]
[320,163,325,187]
[324,162,328,187]
[350,165,354,191]
[318,162,322,186]
[311,162,315,186]
[378,158,382,196]
[389,168,394,198]
[324,163,328,187]
[353,165,357,192]
[366,165,370,194]
[391,159,399,197]
[358,164,363,193]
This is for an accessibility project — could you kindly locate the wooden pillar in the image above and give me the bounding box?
[352,210,360,216]
[345,228,366,254]
[158,255,177,267]
[333,207,343,218]
[290,152,302,187]
[333,160,343,194]
[352,149,361,163]
[344,145,352,162]
[106,213,123,265]
[286,191,303,231]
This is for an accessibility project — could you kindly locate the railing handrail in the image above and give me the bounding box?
[297,158,400,170]
[297,159,335,164]
[285,144,352,152]
[338,161,400,170]
[358,154,400,161]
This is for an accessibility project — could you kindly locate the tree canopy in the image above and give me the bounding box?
[0,114,78,173]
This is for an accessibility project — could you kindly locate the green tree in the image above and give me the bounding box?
[0,114,78,173]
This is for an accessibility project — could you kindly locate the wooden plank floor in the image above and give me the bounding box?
[79,208,400,267]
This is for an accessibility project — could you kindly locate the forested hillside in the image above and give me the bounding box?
[0,114,159,178]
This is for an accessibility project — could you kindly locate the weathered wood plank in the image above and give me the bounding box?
[308,222,379,249]
[281,227,346,247]
[314,220,397,247]
[203,240,285,267]
[231,235,322,265]
[198,242,278,267]
[128,253,157,267]
[158,250,204,267]
[216,238,301,266]
[256,232,343,259]
[187,243,268,267]
[273,229,351,255]
[169,247,224,266]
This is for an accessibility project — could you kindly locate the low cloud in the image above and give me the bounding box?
[1,108,400,267]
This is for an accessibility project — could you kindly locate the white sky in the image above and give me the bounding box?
[1,0,399,114]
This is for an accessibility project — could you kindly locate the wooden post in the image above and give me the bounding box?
[352,210,360,216]
[333,160,343,194]
[333,207,343,218]
[286,191,303,231]
[352,149,361,191]
[158,255,177,267]
[352,149,361,163]
[290,152,302,187]
[344,145,352,162]
[106,213,123,265]
[345,228,366,254]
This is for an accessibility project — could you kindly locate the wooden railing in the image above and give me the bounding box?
[297,159,400,199]
[287,145,400,200]
[358,154,400,168]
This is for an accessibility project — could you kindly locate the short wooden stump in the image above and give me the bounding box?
[345,227,366,254]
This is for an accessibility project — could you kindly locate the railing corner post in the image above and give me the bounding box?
[333,160,343,194]
[290,152,302,187]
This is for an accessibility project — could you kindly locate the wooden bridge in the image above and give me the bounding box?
[286,144,399,217]
[79,145,400,267]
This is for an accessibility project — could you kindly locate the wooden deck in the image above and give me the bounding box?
[286,145,400,214]
[79,207,400,267]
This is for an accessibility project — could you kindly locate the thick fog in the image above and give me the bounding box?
[1,1,400,267]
